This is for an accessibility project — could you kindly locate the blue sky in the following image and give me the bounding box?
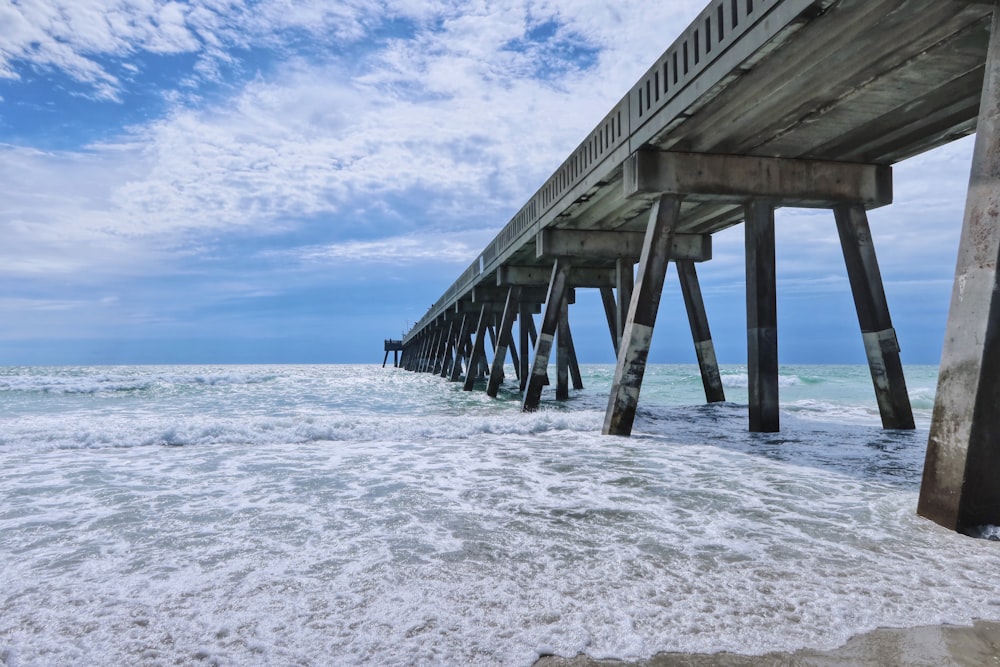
[0,0,975,365]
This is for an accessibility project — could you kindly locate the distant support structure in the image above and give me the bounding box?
[383,339,403,368]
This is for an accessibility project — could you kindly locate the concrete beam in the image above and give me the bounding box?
[624,150,893,209]
[498,265,617,288]
[537,229,711,262]
[472,285,568,305]
[457,301,506,315]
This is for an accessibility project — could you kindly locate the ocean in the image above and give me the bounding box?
[2,363,1000,666]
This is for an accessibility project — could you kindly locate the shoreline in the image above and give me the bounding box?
[533,620,1000,666]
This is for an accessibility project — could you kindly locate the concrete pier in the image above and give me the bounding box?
[391,0,998,533]
[919,5,1000,533]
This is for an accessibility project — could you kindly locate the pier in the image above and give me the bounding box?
[392,0,1000,534]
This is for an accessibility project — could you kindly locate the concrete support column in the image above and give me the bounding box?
[415,334,429,372]
[603,195,681,436]
[438,321,456,378]
[487,322,499,380]
[427,327,440,374]
[424,330,438,373]
[556,301,570,400]
[834,204,915,430]
[525,313,549,387]
[745,199,780,433]
[564,320,584,390]
[615,258,635,351]
[488,288,521,398]
[677,260,726,404]
[523,259,572,411]
[919,6,1000,533]
[429,326,445,374]
[600,287,619,354]
[508,335,521,383]
[519,304,532,392]
[449,315,471,382]
[463,306,490,391]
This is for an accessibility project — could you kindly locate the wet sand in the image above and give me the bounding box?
[533,620,1000,666]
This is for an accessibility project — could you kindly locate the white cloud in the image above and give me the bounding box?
[0,1,712,279]
[1,0,974,312]
[291,232,487,265]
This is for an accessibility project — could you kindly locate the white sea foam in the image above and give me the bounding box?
[720,372,803,388]
[1,363,992,667]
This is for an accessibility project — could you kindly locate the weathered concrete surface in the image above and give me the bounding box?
[463,305,490,391]
[488,288,520,398]
[745,200,779,434]
[625,151,893,208]
[523,260,572,411]
[834,204,915,430]
[556,301,570,400]
[919,6,1000,532]
[604,195,681,436]
[676,260,725,404]
[537,229,711,263]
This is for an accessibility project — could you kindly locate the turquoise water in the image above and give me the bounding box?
[2,364,999,666]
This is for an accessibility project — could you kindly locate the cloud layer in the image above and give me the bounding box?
[0,1,979,362]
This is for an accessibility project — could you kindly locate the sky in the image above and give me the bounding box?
[0,0,978,366]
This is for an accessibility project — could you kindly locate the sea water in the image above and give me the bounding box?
[2,364,1000,666]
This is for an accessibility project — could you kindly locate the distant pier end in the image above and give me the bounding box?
[388,0,1000,533]
[383,339,403,368]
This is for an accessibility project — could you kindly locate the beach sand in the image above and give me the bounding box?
[533,620,1000,666]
